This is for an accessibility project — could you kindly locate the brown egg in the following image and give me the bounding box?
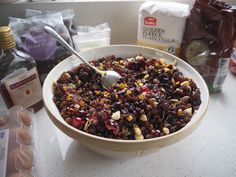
[18,111,32,127]
[0,116,8,127]
[8,128,18,148]
[9,172,34,177]
[8,146,35,172]
[7,148,20,174]
[8,172,20,177]
[16,146,34,170]
[16,128,32,145]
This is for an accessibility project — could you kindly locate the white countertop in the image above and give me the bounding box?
[33,72,236,177]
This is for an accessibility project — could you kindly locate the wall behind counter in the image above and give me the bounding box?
[0,1,145,44]
[0,0,235,44]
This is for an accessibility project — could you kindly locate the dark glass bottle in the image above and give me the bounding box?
[0,26,43,112]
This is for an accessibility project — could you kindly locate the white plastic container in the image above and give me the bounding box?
[72,23,111,52]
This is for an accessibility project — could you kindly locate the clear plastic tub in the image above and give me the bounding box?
[0,105,38,177]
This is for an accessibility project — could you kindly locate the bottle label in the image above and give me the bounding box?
[213,58,230,89]
[0,129,9,177]
[4,67,42,108]
[22,28,57,61]
[184,40,209,66]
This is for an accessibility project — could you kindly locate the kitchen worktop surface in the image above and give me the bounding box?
[32,72,236,177]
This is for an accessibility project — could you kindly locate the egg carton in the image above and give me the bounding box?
[0,105,38,177]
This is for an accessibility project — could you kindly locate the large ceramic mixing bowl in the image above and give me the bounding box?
[43,45,209,158]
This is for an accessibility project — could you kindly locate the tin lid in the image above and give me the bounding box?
[0,26,16,50]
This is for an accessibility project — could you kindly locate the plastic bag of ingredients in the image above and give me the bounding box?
[72,23,111,52]
[180,0,236,93]
[137,1,190,56]
[8,12,72,82]
[25,9,77,36]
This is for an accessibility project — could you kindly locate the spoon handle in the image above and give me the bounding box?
[44,26,103,75]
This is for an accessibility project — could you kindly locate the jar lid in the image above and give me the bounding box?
[0,26,11,34]
[0,26,16,49]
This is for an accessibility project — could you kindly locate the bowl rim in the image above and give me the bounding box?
[43,44,209,144]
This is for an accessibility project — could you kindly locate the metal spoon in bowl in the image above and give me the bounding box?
[44,26,121,89]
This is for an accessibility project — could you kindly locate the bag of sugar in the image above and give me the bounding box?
[137,1,190,56]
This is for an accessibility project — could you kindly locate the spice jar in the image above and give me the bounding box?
[0,26,43,111]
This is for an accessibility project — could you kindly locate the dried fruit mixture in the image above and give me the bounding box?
[53,55,201,140]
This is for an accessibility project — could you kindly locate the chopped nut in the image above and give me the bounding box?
[74,104,80,109]
[177,109,183,116]
[134,129,142,137]
[125,90,132,96]
[84,119,91,131]
[153,78,159,84]
[135,134,144,140]
[155,63,160,68]
[160,87,166,93]
[142,70,148,75]
[64,72,71,79]
[133,124,142,135]
[180,81,190,86]
[127,57,135,62]
[68,83,76,89]
[180,96,190,102]
[63,85,69,91]
[170,99,179,103]
[164,67,170,72]
[138,82,144,87]
[139,114,148,122]
[111,111,121,120]
[102,91,110,97]
[77,89,83,94]
[135,55,144,60]
[171,78,176,85]
[144,74,150,79]
[52,81,57,88]
[184,116,191,123]
[135,79,142,86]
[184,107,192,117]
[119,60,124,64]
[122,127,130,136]
[77,79,81,85]
[66,94,73,101]
[138,92,146,100]
[159,58,165,65]
[99,65,104,70]
[95,90,101,95]
[170,99,178,108]
[163,127,170,135]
